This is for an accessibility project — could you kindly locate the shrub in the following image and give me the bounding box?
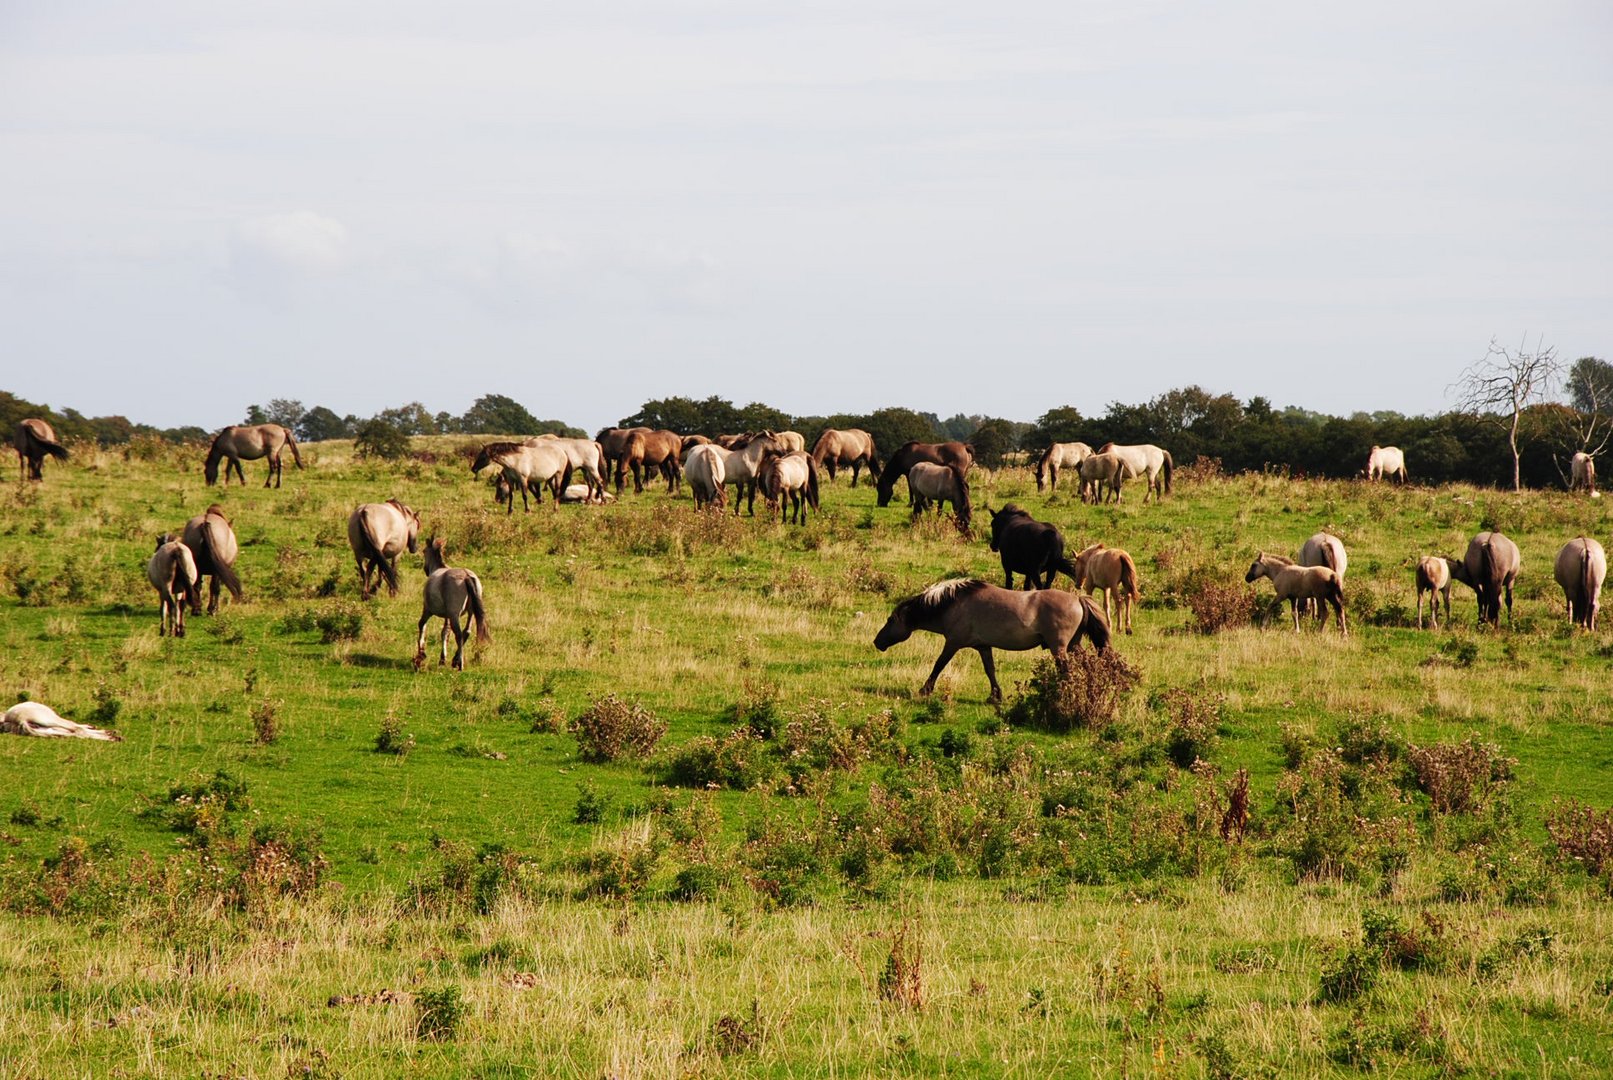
[1406,738,1514,815]
[250,699,280,745]
[315,604,365,643]
[1184,574,1257,634]
[1317,944,1379,1003]
[374,714,415,756]
[354,419,410,461]
[414,984,467,1041]
[660,730,774,790]
[877,922,924,1010]
[572,782,610,825]
[572,695,667,763]
[1005,651,1140,734]
[1362,908,1444,972]
[1159,687,1222,768]
[1545,799,1613,880]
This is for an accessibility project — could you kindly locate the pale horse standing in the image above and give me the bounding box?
[684,443,728,510]
[1069,543,1141,634]
[1415,556,1456,630]
[347,499,421,599]
[1245,552,1347,634]
[1570,452,1598,497]
[414,537,491,671]
[1555,537,1607,631]
[147,534,198,637]
[1366,446,1406,482]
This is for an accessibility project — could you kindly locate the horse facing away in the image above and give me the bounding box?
[684,443,727,510]
[1570,452,1598,496]
[758,451,820,525]
[876,441,974,507]
[347,499,421,599]
[1071,543,1141,635]
[147,534,198,637]
[1078,451,1125,504]
[1415,556,1456,630]
[204,424,302,487]
[181,505,244,615]
[1448,531,1521,627]
[14,419,68,482]
[1034,442,1092,492]
[1555,536,1606,630]
[811,428,881,487]
[1366,445,1407,482]
[472,441,569,513]
[414,537,490,671]
[874,578,1112,703]
[907,462,971,530]
[987,504,1078,589]
[1245,552,1347,634]
[1096,443,1173,503]
[527,435,608,502]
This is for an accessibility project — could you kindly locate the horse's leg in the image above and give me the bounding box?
[452,616,469,670]
[1003,564,1014,590]
[173,592,185,637]
[1417,590,1424,630]
[442,616,455,666]
[265,451,277,488]
[1505,580,1514,625]
[1290,598,1300,632]
[920,644,960,698]
[415,610,431,668]
[208,575,220,615]
[977,647,1002,704]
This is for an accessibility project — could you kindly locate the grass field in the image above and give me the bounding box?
[2,438,1612,1077]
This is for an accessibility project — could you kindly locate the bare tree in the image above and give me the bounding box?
[1451,335,1559,491]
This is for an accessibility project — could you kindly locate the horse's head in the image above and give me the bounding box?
[1244,555,1267,583]
[471,447,491,474]
[423,535,446,574]
[203,453,220,485]
[873,603,912,652]
[155,533,175,551]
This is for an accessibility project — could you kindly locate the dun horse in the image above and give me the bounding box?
[1570,452,1598,496]
[1366,445,1407,482]
[1415,556,1456,630]
[758,451,820,525]
[615,429,684,494]
[14,419,68,482]
[684,443,728,510]
[1096,443,1173,503]
[347,499,421,599]
[1078,451,1125,504]
[414,537,491,671]
[1555,536,1606,630]
[811,429,881,486]
[1448,531,1521,627]
[907,462,971,530]
[181,505,244,615]
[1033,442,1092,492]
[1070,543,1141,635]
[472,441,568,513]
[204,424,303,487]
[527,435,608,501]
[876,441,974,507]
[987,504,1078,589]
[1245,552,1347,634]
[147,535,198,637]
[874,578,1112,703]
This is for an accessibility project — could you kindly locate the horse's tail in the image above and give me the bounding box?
[1118,549,1140,600]
[359,508,401,596]
[284,427,303,469]
[1319,538,1340,574]
[29,428,69,462]
[1577,538,1594,622]
[466,574,492,644]
[1045,531,1079,583]
[1161,450,1173,494]
[865,436,881,478]
[806,457,820,510]
[1075,594,1112,651]
[197,528,244,600]
[951,463,971,524]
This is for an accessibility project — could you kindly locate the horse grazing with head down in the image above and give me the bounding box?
[758,450,820,525]
[1448,531,1521,627]
[723,432,788,515]
[147,535,198,637]
[1096,443,1173,503]
[1245,552,1347,634]
[876,441,974,507]
[987,504,1077,589]
[684,443,728,510]
[874,578,1112,703]
[414,537,490,671]
[347,499,421,599]
[1033,442,1092,492]
[1078,451,1125,504]
[205,424,302,487]
[907,462,971,530]
[14,419,68,482]
[811,429,881,487]
[1570,452,1598,496]
[1366,445,1407,482]
[181,505,244,615]
[1071,543,1141,635]
[1555,536,1606,630]
[1415,556,1456,630]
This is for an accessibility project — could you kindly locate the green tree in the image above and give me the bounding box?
[297,406,353,442]
[374,402,440,436]
[353,418,410,460]
[460,394,540,435]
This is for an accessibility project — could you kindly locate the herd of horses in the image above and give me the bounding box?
[10,418,1612,703]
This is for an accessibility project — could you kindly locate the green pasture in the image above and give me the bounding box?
[1,439,1611,1077]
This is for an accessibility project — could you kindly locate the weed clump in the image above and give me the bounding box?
[1406,737,1514,815]
[374,714,415,756]
[250,699,280,745]
[1545,799,1613,882]
[1005,651,1140,734]
[413,984,467,1040]
[1158,687,1222,768]
[1183,573,1257,634]
[572,695,667,763]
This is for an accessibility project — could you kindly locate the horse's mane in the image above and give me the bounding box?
[1261,552,1296,566]
[898,578,990,619]
[481,441,522,456]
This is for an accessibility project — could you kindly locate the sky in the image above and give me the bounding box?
[1,1,1609,434]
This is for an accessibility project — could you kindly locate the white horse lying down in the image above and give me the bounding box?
[2,701,121,741]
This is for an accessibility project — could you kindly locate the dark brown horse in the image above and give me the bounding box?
[181,505,244,615]
[987,504,1078,589]
[205,424,303,487]
[876,441,974,507]
[606,428,683,494]
[14,419,68,482]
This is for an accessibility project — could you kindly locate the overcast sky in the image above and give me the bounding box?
[2,1,1609,433]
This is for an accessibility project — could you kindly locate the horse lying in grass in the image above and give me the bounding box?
[182,505,244,615]
[1416,556,1456,630]
[1071,543,1140,635]
[1555,536,1605,631]
[347,499,421,599]
[414,537,490,671]
[1244,552,1347,634]
[147,534,198,637]
[987,504,1078,589]
[874,578,1111,703]
[1449,531,1520,628]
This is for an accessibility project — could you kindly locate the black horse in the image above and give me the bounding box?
[987,504,1079,589]
[875,441,974,507]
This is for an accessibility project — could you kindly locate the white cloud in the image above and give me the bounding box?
[233,211,348,273]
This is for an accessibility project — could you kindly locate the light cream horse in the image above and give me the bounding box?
[204,424,303,487]
[1070,543,1141,634]
[1415,556,1455,629]
[347,499,421,599]
[684,443,728,510]
[758,451,821,525]
[1295,531,1347,615]
[472,441,569,513]
[414,537,490,671]
[1555,536,1606,630]
[526,435,608,501]
[1245,552,1347,634]
[1097,443,1173,503]
[1078,451,1126,504]
[1570,452,1598,496]
[724,433,788,515]
[14,419,68,482]
[181,505,244,614]
[1034,442,1092,492]
[147,534,198,637]
[1366,445,1406,482]
[774,431,806,453]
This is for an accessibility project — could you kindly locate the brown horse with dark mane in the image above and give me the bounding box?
[205,424,303,487]
[181,505,244,615]
[811,428,881,486]
[876,441,974,507]
[14,419,68,482]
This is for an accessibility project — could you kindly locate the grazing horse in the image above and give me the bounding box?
[873,578,1112,703]
[811,429,881,487]
[1295,532,1348,615]
[1078,451,1126,504]
[1033,442,1092,492]
[1366,445,1407,482]
[347,499,421,599]
[1245,552,1347,634]
[472,441,568,513]
[1415,556,1456,630]
[596,427,646,482]
[204,424,302,488]
[907,462,972,530]
[1570,452,1598,496]
[758,451,820,525]
[414,537,490,671]
[1555,537,1606,630]
[987,504,1078,590]
[616,429,684,494]
[527,435,608,501]
[1096,443,1173,503]
[181,505,244,615]
[685,443,728,510]
[1070,543,1141,635]
[877,441,974,507]
[14,419,68,482]
[147,535,198,637]
[1448,531,1521,627]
